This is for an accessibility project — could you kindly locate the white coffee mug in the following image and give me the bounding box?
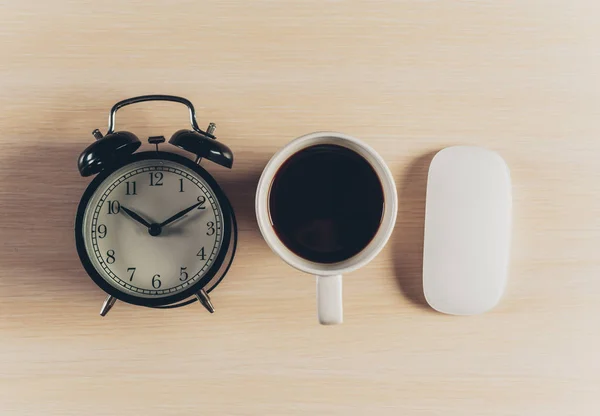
[255,132,398,325]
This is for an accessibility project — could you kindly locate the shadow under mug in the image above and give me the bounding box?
[255,131,398,325]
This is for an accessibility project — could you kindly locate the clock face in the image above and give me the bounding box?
[77,153,228,304]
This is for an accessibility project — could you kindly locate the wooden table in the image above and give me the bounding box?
[1,1,599,414]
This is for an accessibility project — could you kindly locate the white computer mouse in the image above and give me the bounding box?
[423,146,512,315]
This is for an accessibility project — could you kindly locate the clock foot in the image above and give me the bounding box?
[195,289,215,313]
[100,295,117,316]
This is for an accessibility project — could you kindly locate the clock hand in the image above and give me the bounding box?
[121,206,152,228]
[159,201,203,228]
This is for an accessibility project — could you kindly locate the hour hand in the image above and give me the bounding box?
[121,206,152,228]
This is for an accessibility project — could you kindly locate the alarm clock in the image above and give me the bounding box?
[75,95,237,317]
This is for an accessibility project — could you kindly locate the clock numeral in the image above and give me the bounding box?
[107,200,120,215]
[179,178,185,193]
[126,181,137,195]
[149,172,163,186]
[106,250,116,264]
[97,224,107,239]
[196,247,206,260]
[207,221,215,236]
[197,196,206,210]
[127,267,136,281]
[180,267,189,281]
[152,274,162,289]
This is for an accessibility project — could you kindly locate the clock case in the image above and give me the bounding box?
[75,95,237,315]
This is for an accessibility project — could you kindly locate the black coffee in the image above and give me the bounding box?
[269,144,384,264]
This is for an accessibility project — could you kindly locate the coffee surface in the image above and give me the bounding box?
[269,144,384,263]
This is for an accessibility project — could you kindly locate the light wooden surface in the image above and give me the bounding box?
[1,1,599,414]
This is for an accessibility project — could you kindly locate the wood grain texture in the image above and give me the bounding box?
[1,1,599,414]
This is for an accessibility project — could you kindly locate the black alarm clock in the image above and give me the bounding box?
[75,95,237,317]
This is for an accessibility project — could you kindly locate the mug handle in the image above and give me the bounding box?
[316,275,343,325]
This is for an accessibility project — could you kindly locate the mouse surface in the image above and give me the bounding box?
[423,146,512,315]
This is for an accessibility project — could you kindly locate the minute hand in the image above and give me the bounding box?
[159,201,203,227]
